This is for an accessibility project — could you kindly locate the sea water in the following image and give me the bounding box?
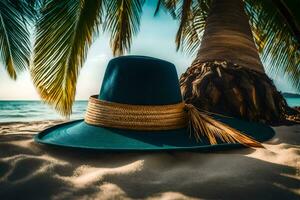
[0,98,299,122]
[0,101,88,122]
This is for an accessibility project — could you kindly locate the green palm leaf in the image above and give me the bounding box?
[175,0,192,51]
[32,0,103,116]
[154,0,178,18]
[245,0,300,91]
[0,0,32,79]
[103,0,144,56]
[155,0,210,55]
[176,0,210,55]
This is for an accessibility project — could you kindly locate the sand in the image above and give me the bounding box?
[0,121,299,200]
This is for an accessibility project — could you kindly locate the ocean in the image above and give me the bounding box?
[0,98,299,122]
[0,101,88,122]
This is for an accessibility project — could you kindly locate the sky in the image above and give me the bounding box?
[0,1,298,100]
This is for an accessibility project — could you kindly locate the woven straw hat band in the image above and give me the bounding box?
[84,95,262,148]
[85,95,188,131]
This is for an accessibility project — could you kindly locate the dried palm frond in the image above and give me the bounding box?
[186,104,263,148]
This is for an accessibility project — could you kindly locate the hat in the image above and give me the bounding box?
[35,56,275,151]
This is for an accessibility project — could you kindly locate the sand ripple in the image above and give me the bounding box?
[0,121,299,200]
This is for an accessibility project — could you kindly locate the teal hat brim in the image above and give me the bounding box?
[35,115,275,151]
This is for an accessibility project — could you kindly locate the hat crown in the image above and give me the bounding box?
[99,56,182,105]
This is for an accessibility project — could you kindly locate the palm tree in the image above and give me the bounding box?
[31,0,299,123]
[32,0,144,116]
[156,0,300,123]
[0,0,34,79]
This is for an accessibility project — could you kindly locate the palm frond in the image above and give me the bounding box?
[32,0,102,116]
[245,0,300,91]
[186,104,263,147]
[12,0,39,20]
[176,0,210,55]
[175,0,192,50]
[103,0,144,56]
[155,0,210,55]
[0,0,31,79]
[154,0,178,18]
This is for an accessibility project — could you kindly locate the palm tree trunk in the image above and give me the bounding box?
[197,0,264,72]
[180,0,299,123]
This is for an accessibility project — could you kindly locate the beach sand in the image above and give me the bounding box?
[0,121,299,200]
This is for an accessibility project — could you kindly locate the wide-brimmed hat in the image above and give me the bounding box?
[35,56,274,151]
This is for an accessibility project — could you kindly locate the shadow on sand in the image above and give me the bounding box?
[0,127,299,200]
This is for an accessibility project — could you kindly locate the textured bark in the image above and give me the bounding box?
[197,0,264,73]
[180,61,299,123]
[180,0,300,123]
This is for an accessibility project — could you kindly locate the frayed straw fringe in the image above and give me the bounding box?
[85,96,263,148]
[186,104,263,148]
